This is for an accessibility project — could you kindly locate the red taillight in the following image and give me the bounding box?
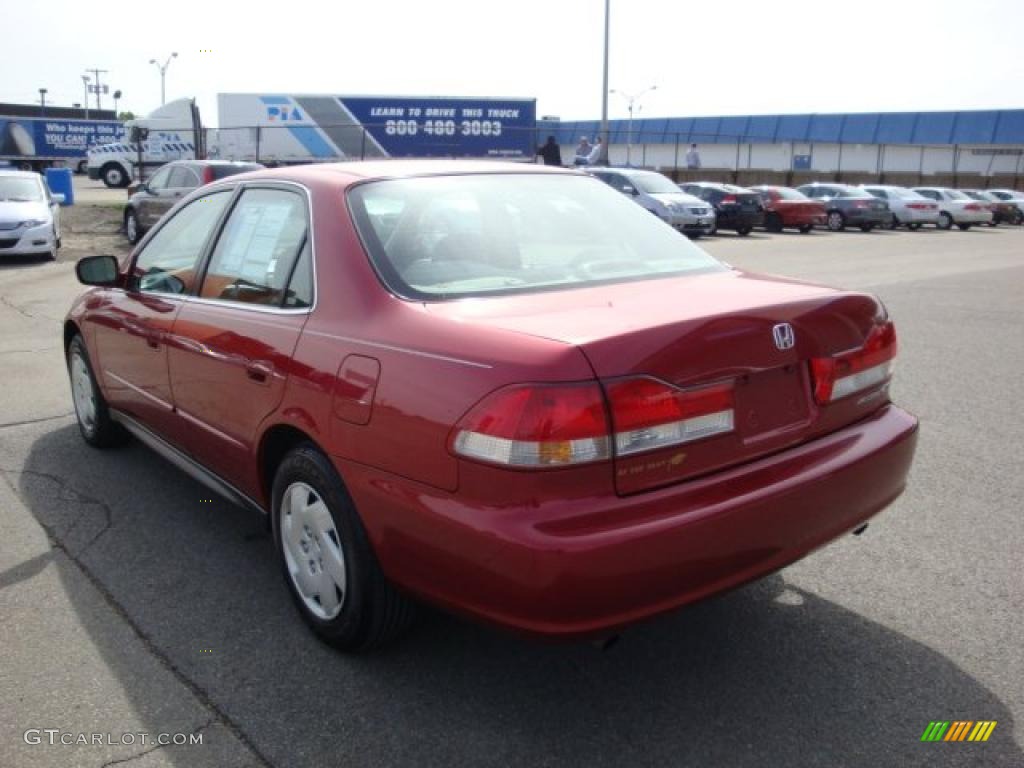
[810,322,897,405]
[853,200,871,209]
[451,377,737,468]
[451,383,610,467]
[202,166,215,185]
[906,202,932,210]
[964,203,982,211]
[605,377,735,456]
[720,194,737,204]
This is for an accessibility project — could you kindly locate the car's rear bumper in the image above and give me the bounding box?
[844,209,891,226]
[780,211,826,227]
[716,211,764,230]
[897,208,940,224]
[338,404,919,639]
[953,210,993,224]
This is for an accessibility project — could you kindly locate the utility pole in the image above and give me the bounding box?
[81,75,90,119]
[599,0,610,164]
[611,86,657,166]
[86,68,109,111]
[38,88,48,116]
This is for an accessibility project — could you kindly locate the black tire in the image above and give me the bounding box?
[736,226,752,236]
[859,223,874,232]
[908,223,922,231]
[272,444,418,652]
[937,212,953,230]
[100,162,129,188]
[67,335,128,448]
[1013,210,1024,226]
[826,211,845,231]
[888,214,899,230]
[765,213,783,233]
[798,223,813,234]
[124,208,143,244]
[957,223,972,230]
[76,160,88,175]
[986,220,998,227]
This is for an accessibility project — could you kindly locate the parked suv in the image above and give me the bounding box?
[123,160,263,244]
[587,167,715,237]
[796,183,891,232]
[678,182,764,236]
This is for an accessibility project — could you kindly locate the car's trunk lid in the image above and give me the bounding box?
[427,269,889,494]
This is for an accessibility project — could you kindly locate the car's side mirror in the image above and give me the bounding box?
[76,255,121,287]
[51,193,66,206]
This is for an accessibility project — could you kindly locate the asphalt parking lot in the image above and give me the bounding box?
[1,190,1022,767]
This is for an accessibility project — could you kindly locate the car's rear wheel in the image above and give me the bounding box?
[272,444,417,652]
[124,209,142,244]
[67,335,127,448]
[827,211,845,231]
[859,223,874,232]
[908,223,922,231]
[798,223,813,234]
[736,226,752,236]
[937,212,953,230]
[764,213,783,232]
[957,223,972,230]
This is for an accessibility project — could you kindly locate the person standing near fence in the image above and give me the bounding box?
[573,136,592,166]
[686,143,701,169]
[536,135,562,166]
[587,137,604,166]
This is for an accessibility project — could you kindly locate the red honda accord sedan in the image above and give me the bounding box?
[65,161,918,651]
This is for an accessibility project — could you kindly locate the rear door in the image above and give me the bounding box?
[168,185,313,493]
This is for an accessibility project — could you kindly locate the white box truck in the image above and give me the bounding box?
[88,94,537,187]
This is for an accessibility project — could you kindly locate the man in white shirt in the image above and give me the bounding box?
[686,143,701,169]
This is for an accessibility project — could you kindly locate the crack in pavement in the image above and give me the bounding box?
[98,717,216,767]
[0,469,276,768]
[0,412,74,430]
[0,293,64,325]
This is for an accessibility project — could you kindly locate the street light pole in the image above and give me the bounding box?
[149,52,178,105]
[38,88,47,116]
[599,0,610,164]
[81,75,90,119]
[610,85,657,166]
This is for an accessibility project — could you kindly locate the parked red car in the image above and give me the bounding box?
[66,162,918,651]
[749,185,828,233]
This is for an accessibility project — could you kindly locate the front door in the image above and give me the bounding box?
[168,186,313,495]
[92,189,233,447]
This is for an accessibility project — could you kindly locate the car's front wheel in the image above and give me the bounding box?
[937,212,953,230]
[798,223,813,234]
[272,444,417,652]
[124,209,142,244]
[859,223,875,232]
[67,335,127,448]
[957,223,973,230]
[827,211,845,231]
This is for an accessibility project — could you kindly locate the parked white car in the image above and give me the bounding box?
[0,170,63,259]
[911,187,992,230]
[860,185,940,230]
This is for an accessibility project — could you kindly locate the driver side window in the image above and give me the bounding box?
[146,166,172,192]
[132,191,231,295]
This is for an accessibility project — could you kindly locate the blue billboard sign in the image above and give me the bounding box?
[0,118,125,160]
[339,97,536,158]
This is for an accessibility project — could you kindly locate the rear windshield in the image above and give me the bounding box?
[629,171,682,195]
[211,163,263,179]
[839,188,875,199]
[945,190,969,200]
[772,187,809,200]
[347,174,726,300]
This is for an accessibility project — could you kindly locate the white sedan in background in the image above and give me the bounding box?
[0,171,63,259]
[911,187,992,230]
[860,185,940,230]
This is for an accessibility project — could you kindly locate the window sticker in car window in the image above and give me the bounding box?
[218,202,292,276]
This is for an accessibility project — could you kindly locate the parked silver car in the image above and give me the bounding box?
[587,167,715,237]
[0,170,63,259]
[911,187,992,230]
[860,185,941,229]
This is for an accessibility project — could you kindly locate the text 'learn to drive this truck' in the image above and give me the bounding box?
[87,93,538,187]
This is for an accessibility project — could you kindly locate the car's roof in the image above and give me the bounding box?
[0,170,43,180]
[860,183,903,189]
[685,182,753,192]
[231,160,571,186]
[588,166,659,176]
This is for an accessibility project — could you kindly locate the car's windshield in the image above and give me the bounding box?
[629,171,682,195]
[0,177,43,202]
[348,174,726,300]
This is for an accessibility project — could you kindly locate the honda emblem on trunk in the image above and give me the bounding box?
[772,323,796,350]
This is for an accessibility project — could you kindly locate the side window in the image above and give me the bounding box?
[168,167,200,189]
[917,190,938,200]
[868,189,887,199]
[199,188,308,306]
[132,191,232,295]
[283,239,314,308]
[146,166,172,191]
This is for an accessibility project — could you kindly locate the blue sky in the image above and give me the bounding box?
[2,0,1022,123]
